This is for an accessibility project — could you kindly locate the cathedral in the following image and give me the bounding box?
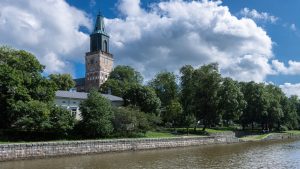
[75,12,113,92]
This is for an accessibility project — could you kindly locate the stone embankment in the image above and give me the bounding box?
[0,131,299,161]
[0,134,238,161]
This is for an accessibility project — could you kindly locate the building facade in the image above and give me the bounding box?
[75,12,113,92]
[55,90,123,120]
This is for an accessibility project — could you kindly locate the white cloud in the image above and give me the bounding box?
[290,23,297,31]
[240,8,278,23]
[0,0,92,75]
[272,60,300,75]
[106,0,274,82]
[279,83,300,97]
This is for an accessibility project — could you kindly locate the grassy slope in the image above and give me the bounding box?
[239,133,271,141]
[284,130,300,135]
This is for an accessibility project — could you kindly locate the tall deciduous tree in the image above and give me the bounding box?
[0,46,55,129]
[282,95,299,130]
[100,65,143,97]
[192,63,222,131]
[49,74,75,91]
[123,84,161,114]
[218,78,246,126]
[264,84,285,130]
[148,71,178,107]
[239,82,268,130]
[80,89,114,138]
[179,65,195,117]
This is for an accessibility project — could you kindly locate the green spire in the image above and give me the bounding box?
[93,11,107,35]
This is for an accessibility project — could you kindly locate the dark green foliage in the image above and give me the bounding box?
[163,99,183,126]
[100,65,143,97]
[79,89,114,138]
[183,114,196,135]
[123,84,161,114]
[218,78,246,125]
[14,100,51,131]
[0,46,55,129]
[49,106,75,136]
[148,71,179,107]
[179,65,195,117]
[239,82,268,130]
[49,74,75,91]
[282,96,299,129]
[112,107,150,136]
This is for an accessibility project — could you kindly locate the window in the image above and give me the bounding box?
[70,107,77,117]
[62,101,66,103]
[103,40,108,53]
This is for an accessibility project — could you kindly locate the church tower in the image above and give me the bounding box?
[85,12,114,91]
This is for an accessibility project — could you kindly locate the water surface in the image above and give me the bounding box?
[1,140,300,169]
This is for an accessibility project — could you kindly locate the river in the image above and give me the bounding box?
[1,139,300,169]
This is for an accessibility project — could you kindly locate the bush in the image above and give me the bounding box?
[279,125,289,131]
[49,105,75,136]
[112,107,150,136]
[79,89,114,138]
[14,100,51,131]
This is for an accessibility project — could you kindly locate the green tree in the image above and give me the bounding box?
[183,114,196,135]
[123,84,161,114]
[179,65,195,117]
[100,65,143,97]
[148,71,178,107]
[282,95,299,130]
[163,99,183,127]
[0,46,55,129]
[49,105,75,136]
[14,100,51,131]
[264,84,285,130]
[80,89,114,138]
[49,74,75,91]
[239,82,268,130]
[192,63,222,131]
[218,78,246,126]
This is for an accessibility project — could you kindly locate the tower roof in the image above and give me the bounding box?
[93,12,108,36]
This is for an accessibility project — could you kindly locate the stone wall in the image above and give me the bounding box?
[0,136,238,161]
[262,133,300,141]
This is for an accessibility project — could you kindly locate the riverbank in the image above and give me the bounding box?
[1,131,300,162]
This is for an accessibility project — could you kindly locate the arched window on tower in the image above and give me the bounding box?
[103,40,108,53]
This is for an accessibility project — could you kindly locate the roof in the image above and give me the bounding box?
[55,90,123,102]
[74,78,85,87]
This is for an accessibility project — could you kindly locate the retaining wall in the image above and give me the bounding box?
[0,136,238,161]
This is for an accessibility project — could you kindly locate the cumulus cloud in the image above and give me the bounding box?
[279,83,300,97]
[272,60,300,75]
[0,0,92,75]
[106,0,273,82]
[240,8,278,23]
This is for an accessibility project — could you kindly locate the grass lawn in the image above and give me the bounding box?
[284,130,300,135]
[144,131,177,138]
[240,133,271,141]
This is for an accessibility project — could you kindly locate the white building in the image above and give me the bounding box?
[55,90,123,120]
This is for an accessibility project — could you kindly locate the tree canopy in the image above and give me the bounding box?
[100,65,143,97]
[49,74,75,91]
[0,46,55,128]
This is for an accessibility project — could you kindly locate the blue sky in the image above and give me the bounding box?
[1,0,300,96]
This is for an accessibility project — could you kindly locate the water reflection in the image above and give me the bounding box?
[1,140,300,169]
